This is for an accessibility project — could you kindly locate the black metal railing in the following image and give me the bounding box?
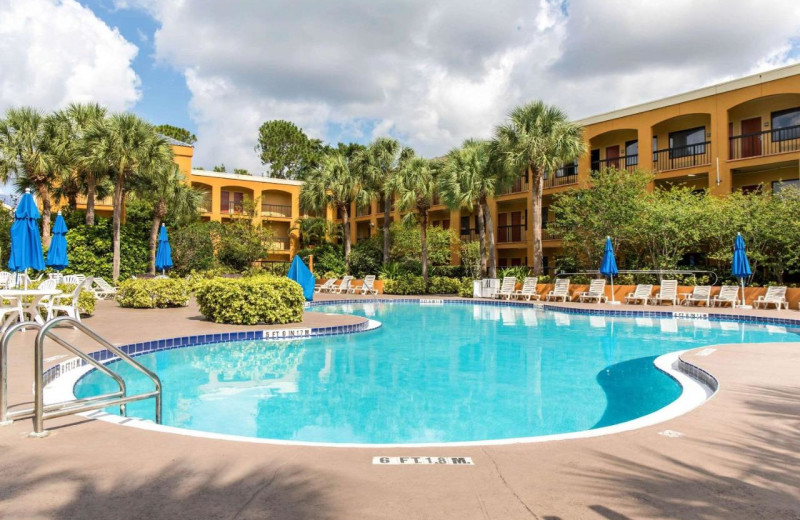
[544,165,578,189]
[221,202,246,215]
[593,154,638,172]
[729,125,800,160]
[541,226,563,240]
[496,176,530,196]
[497,224,526,243]
[653,141,711,171]
[261,203,292,217]
[268,237,290,251]
[460,228,480,242]
[356,205,372,217]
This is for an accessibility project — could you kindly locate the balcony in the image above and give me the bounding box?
[496,176,530,196]
[268,237,290,251]
[542,227,562,241]
[653,141,711,172]
[460,228,479,242]
[544,165,578,189]
[592,154,638,172]
[729,125,800,160]
[355,204,372,217]
[221,202,246,215]
[497,224,525,244]
[261,203,292,218]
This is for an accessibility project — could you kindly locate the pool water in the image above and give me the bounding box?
[74,303,797,444]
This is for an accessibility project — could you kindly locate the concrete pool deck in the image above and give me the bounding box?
[0,298,798,519]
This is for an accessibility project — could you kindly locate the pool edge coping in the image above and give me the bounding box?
[39,299,729,447]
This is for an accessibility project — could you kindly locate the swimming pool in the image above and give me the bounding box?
[73,302,797,444]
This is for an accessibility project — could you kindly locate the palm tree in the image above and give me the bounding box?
[0,107,58,248]
[390,157,438,286]
[83,113,173,280]
[134,163,201,274]
[300,151,364,271]
[438,139,499,277]
[492,101,585,274]
[361,138,414,265]
[63,103,107,225]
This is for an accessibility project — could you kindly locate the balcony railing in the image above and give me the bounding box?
[268,237,290,251]
[496,176,530,196]
[729,125,800,160]
[592,154,638,172]
[653,141,711,172]
[355,205,372,217]
[261,203,292,218]
[460,228,480,242]
[221,202,246,215]
[497,224,526,243]
[541,227,563,241]
[544,165,578,189]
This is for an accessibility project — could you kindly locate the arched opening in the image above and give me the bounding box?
[220,186,254,218]
[191,182,212,214]
[260,189,293,218]
[727,93,800,160]
[588,128,639,171]
[651,114,711,172]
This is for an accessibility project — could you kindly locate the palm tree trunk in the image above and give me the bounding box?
[342,205,351,273]
[476,199,487,277]
[420,210,429,288]
[37,183,52,249]
[382,194,391,265]
[149,199,167,275]
[85,172,96,225]
[68,192,78,210]
[111,174,125,281]
[482,198,496,278]
[531,167,544,275]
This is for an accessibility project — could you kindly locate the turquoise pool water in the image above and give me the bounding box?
[74,303,798,444]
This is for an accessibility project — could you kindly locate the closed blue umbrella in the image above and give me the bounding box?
[8,189,45,285]
[731,232,752,308]
[600,236,619,304]
[287,254,316,301]
[45,212,69,271]
[154,224,173,274]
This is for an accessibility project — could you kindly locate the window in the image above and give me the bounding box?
[652,136,658,161]
[771,107,800,142]
[557,159,578,177]
[541,207,549,228]
[772,179,800,194]
[669,127,706,158]
[625,140,638,167]
[590,149,600,171]
[740,184,762,195]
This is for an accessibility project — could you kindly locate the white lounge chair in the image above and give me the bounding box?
[711,285,739,308]
[512,277,539,301]
[332,276,353,294]
[625,284,653,305]
[681,285,711,307]
[350,275,378,295]
[47,277,93,322]
[545,278,571,302]
[649,280,679,306]
[493,277,517,300]
[92,277,117,300]
[314,279,336,293]
[34,279,59,318]
[578,279,607,303]
[753,286,788,310]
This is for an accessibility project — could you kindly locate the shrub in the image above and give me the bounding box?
[382,275,426,295]
[216,220,270,271]
[195,276,304,325]
[171,222,217,275]
[428,276,461,294]
[65,218,148,280]
[58,283,97,316]
[348,237,382,278]
[458,277,474,297]
[117,278,191,308]
[299,244,345,276]
[430,265,466,278]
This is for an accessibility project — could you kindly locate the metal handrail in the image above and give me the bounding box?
[1,321,128,425]
[554,269,719,285]
[32,317,162,436]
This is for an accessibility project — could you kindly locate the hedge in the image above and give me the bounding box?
[117,278,191,308]
[382,275,471,296]
[194,276,304,325]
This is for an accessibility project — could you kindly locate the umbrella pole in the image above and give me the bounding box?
[740,277,746,308]
[609,275,620,305]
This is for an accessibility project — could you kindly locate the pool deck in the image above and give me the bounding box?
[1,297,799,519]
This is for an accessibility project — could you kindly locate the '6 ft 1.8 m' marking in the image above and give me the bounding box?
[373,457,474,465]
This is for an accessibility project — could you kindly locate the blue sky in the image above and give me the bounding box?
[2,0,800,176]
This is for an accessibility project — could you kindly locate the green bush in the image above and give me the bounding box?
[348,237,382,278]
[429,265,466,278]
[428,276,461,294]
[216,220,269,271]
[64,218,148,280]
[194,276,304,325]
[171,222,217,275]
[299,244,345,276]
[58,283,97,316]
[382,275,426,295]
[117,278,191,308]
[458,277,473,297]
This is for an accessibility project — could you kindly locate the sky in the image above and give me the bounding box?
[1,0,800,179]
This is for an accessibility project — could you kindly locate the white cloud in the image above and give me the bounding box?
[0,0,140,113]
[122,0,800,170]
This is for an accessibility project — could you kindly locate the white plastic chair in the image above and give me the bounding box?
[512,277,539,301]
[48,277,93,322]
[681,285,711,307]
[712,286,739,308]
[315,279,336,293]
[578,279,607,303]
[332,276,353,294]
[545,278,571,302]
[649,280,679,306]
[350,275,378,295]
[624,284,653,305]
[92,278,117,300]
[753,286,788,310]
[493,277,517,300]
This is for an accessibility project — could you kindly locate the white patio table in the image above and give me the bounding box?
[0,288,62,326]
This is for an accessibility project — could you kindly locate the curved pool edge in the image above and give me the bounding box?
[41,299,723,447]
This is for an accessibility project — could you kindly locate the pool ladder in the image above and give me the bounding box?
[0,316,162,437]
